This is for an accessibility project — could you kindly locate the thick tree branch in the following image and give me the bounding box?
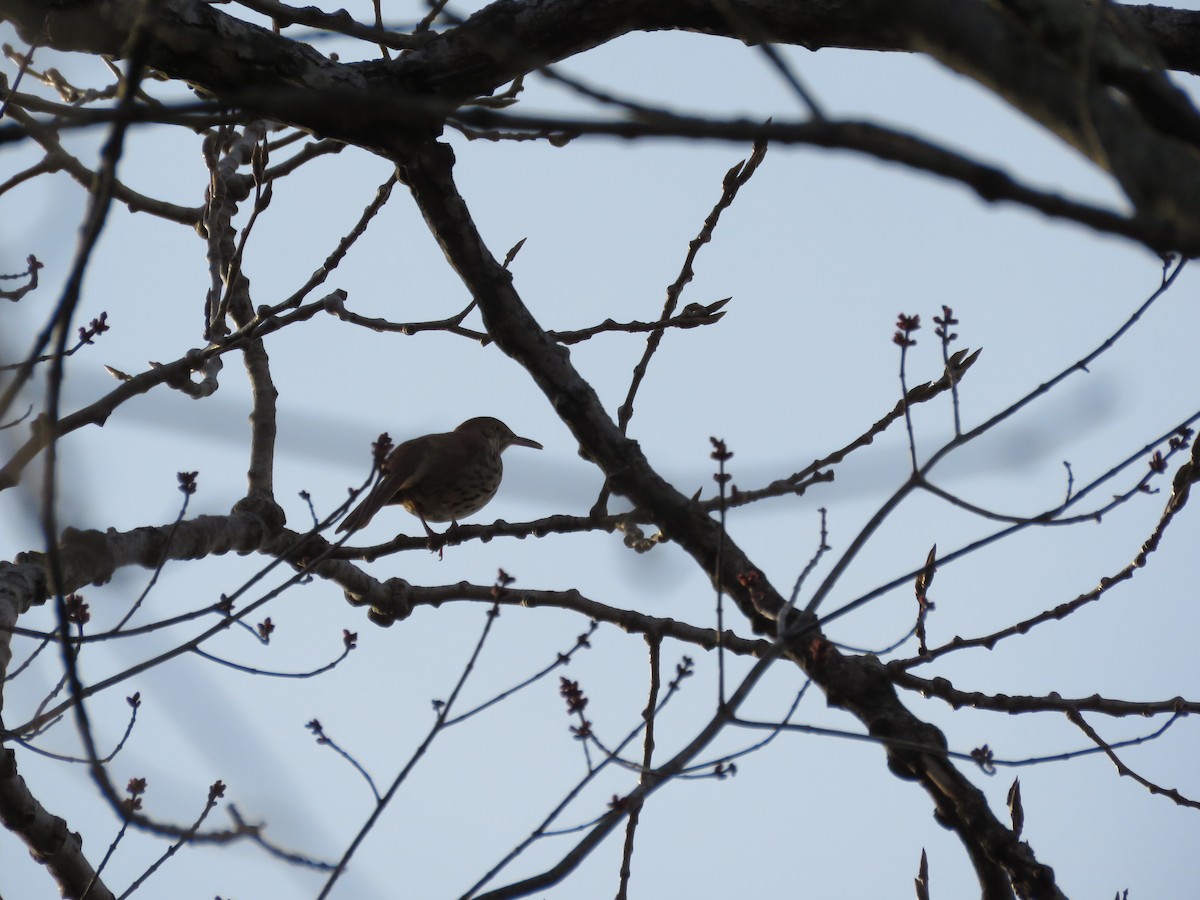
[396,136,1062,899]
[5,0,1200,250]
[0,750,114,900]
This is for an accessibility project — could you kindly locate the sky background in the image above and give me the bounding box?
[4,2,1200,897]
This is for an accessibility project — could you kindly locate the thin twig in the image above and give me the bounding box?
[615,635,661,900]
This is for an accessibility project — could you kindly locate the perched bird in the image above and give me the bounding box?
[337,417,543,537]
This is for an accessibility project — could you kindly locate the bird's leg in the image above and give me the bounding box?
[418,513,445,559]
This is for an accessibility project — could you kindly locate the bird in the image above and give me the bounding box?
[337,417,543,537]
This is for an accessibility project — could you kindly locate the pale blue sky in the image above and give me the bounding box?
[4,3,1200,897]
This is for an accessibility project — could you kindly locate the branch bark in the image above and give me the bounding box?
[396,136,1062,899]
[5,0,1200,248]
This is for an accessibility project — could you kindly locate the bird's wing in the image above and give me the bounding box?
[336,438,434,533]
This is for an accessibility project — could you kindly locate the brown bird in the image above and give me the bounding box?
[337,417,543,537]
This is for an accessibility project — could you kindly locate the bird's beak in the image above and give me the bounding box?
[510,434,543,450]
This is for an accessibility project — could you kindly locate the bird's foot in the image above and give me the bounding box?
[420,516,445,559]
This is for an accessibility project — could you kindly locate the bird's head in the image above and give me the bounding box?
[457,417,543,453]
